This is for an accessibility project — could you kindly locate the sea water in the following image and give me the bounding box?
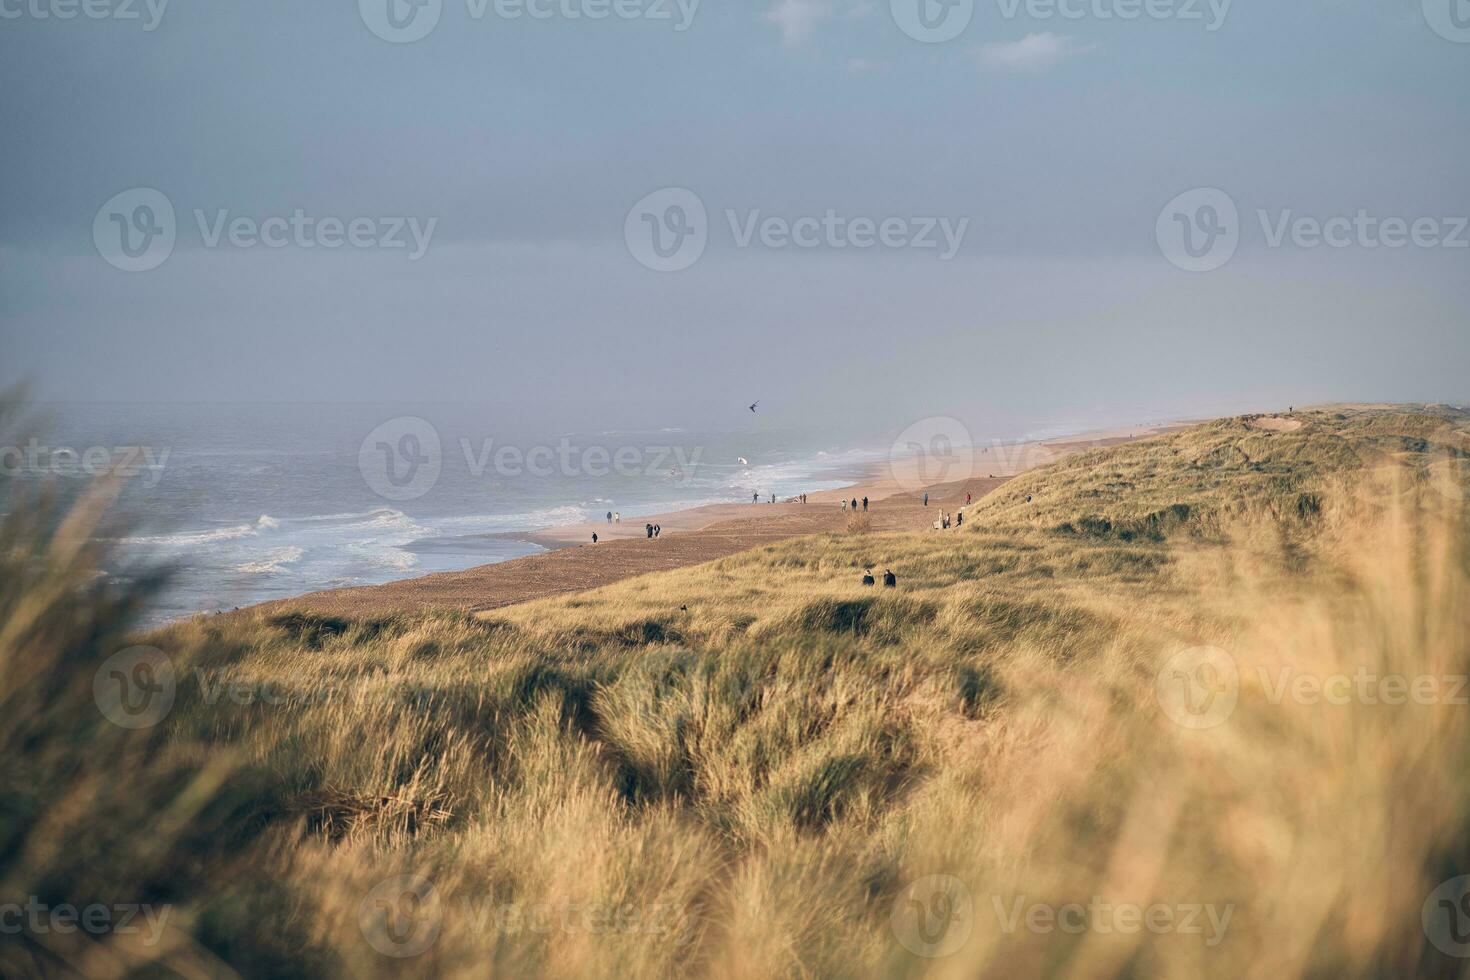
[14,403,889,625]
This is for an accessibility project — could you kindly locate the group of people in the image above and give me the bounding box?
[930,490,976,530]
[590,520,661,544]
[840,496,870,513]
[861,569,898,588]
[751,492,811,504]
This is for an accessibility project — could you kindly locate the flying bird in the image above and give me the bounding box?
[749,401,759,413]
[738,457,749,466]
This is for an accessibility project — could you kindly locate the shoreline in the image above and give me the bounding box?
[493,456,883,551]
[498,421,1180,551]
[241,419,1191,620]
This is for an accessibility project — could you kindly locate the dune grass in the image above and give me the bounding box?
[3,404,1469,977]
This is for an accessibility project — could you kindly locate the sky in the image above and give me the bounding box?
[1,0,1467,433]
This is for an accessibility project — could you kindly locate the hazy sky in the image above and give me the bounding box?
[2,0,1466,431]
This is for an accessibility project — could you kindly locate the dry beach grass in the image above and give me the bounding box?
[3,404,1470,977]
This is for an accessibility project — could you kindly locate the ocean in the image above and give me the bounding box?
[13,403,892,625]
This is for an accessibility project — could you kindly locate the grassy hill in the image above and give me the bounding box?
[3,405,1469,978]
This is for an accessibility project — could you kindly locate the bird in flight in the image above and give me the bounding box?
[749,401,759,413]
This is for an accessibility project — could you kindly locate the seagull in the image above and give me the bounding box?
[749,401,759,413]
[737,457,749,466]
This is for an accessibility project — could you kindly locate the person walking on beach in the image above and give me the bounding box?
[654,524,661,538]
[771,493,776,504]
[850,498,858,512]
[965,492,972,505]
[923,492,929,507]
[862,496,868,512]
[592,532,599,544]
[614,512,621,524]
[646,523,654,539]
[956,510,964,527]
[607,511,613,523]
[753,492,760,504]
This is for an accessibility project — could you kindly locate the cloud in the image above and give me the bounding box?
[762,0,830,45]
[976,33,1098,73]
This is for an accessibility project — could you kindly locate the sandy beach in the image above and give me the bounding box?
[254,422,1186,619]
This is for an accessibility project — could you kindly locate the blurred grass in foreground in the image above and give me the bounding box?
[2,404,1469,978]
